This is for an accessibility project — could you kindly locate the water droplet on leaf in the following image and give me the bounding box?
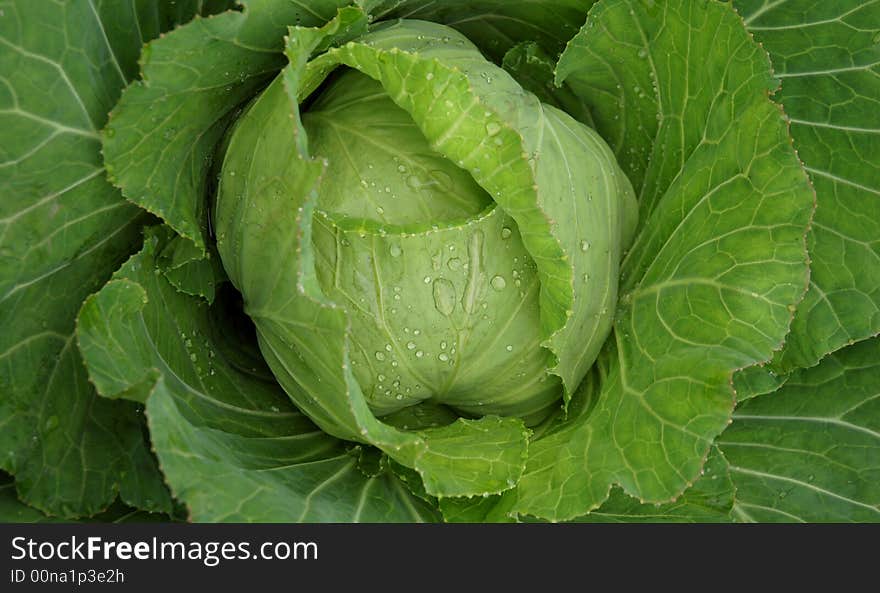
[432,277,456,316]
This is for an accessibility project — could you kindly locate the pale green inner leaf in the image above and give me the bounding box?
[303,69,493,227]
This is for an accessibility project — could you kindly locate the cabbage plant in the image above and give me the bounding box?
[1,0,878,523]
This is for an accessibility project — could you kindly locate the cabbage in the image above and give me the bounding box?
[1,0,877,522]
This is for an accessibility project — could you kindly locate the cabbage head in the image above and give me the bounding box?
[216,19,637,438]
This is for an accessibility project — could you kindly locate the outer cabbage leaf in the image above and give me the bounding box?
[439,446,734,523]
[574,447,735,523]
[0,0,226,517]
[732,362,789,402]
[0,472,173,523]
[720,337,880,523]
[438,494,518,523]
[734,0,880,374]
[102,0,353,252]
[77,227,437,522]
[511,0,814,520]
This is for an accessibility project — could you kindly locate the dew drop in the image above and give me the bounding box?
[407,341,416,350]
[460,231,485,314]
[500,227,512,239]
[389,244,402,257]
[375,351,386,361]
[505,345,513,352]
[438,353,450,362]
[429,169,454,192]
[485,122,502,136]
[580,240,591,252]
[490,275,507,291]
[432,277,457,316]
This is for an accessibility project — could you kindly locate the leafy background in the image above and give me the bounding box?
[0,0,877,522]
